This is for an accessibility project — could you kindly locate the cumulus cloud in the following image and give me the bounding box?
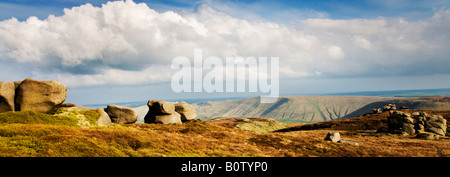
[0,0,449,87]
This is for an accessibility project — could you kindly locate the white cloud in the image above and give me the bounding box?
[327,45,345,60]
[353,35,371,50]
[0,0,449,87]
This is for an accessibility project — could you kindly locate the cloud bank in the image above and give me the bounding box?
[0,0,449,87]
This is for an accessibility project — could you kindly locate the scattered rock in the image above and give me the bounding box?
[0,82,15,113]
[324,132,358,145]
[399,106,409,110]
[97,108,112,126]
[372,108,382,114]
[175,101,197,121]
[15,78,67,114]
[324,132,341,142]
[383,104,396,112]
[106,104,138,124]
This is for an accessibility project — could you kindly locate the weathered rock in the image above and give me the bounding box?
[402,123,416,135]
[106,104,138,124]
[388,111,412,134]
[97,108,112,126]
[144,100,183,124]
[13,81,22,89]
[372,108,382,114]
[383,104,396,112]
[324,132,341,142]
[416,133,439,140]
[425,127,445,136]
[15,78,67,114]
[146,112,182,124]
[147,100,175,115]
[415,124,425,133]
[175,102,197,121]
[389,111,447,136]
[0,82,15,113]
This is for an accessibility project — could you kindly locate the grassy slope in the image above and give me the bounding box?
[1,110,450,157]
[206,117,291,133]
[278,110,450,133]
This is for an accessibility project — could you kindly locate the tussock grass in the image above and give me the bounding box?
[0,110,79,126]
[0,110,449,157]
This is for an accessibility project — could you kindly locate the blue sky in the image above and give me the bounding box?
[0,0,449,105]
[2,0,448,21]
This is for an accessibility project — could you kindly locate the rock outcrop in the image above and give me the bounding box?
[144,100,181,124]
[106,104,138,124]
[15,78,67,114]
[388,111,447,136]
[144,100,198,124]
[175,101,197,122]
[148,100,176,115]
[0,82,15,112]
[383,104,397,112]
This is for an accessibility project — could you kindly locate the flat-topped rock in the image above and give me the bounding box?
[106,104,138,124]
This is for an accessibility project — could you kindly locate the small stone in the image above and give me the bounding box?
[324,132,340,142]
[337,140,359,146]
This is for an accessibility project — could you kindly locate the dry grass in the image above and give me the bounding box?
[0,110,449,157]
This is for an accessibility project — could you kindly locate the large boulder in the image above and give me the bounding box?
[175,102,197,121]
[144,100,182,124]
[147,100,175,115]
[15,78,67,114]
[145,112,182,124]
[0,82,15,113]
[106,104,138,124]
[424,114,447,136]
[388,111,415,135]
[97,108,112,126]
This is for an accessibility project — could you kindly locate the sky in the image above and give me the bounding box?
[0,0,450,105]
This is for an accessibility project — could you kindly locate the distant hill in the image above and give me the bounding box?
[85,88,450,123]
[192,96,394,123]
[344,96,450,118]
[327,88,450,97]
[192,96,450,123]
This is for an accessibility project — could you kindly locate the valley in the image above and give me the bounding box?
[192,96,450,123]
